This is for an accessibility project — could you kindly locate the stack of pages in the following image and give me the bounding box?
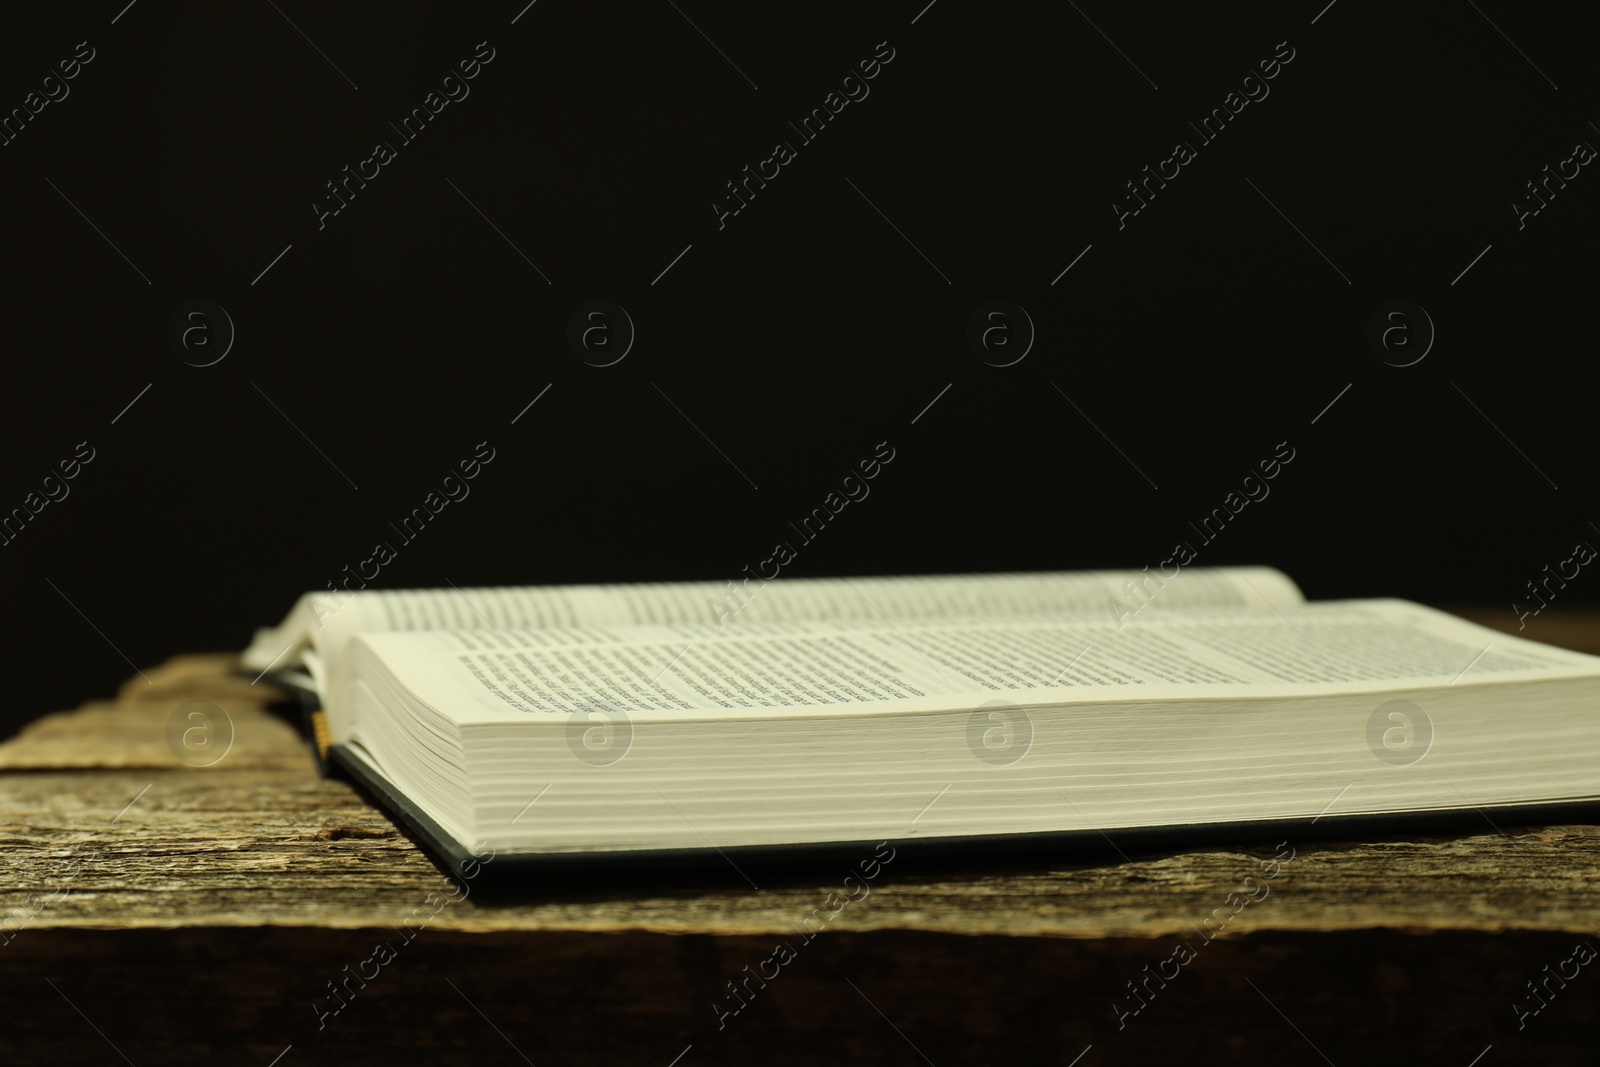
[242,567,1600,869]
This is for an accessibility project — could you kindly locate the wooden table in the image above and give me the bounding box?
[4,609,1599,1065]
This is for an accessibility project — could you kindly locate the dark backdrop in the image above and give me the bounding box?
[2,0,1596,737]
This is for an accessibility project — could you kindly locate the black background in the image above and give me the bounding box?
[2,0,1596,738]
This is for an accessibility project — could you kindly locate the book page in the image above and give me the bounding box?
[340,599,1600,732]
[244,565,1304,671]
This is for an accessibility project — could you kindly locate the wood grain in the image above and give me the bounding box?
[3,609,1598,1065]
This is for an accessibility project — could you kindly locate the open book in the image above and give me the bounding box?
[242,568,1600,872]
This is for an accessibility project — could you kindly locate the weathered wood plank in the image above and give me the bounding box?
[4,926,1593,1067]
[3,614,1598,1064]
[3,622,1599,938]
[3,758,1596,937]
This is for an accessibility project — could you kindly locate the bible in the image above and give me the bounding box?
[241,567,1600,873]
